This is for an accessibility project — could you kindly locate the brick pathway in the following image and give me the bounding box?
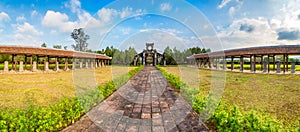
[62,66,208,132]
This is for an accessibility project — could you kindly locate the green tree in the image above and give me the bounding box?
[41,43,47,48]
[53,45,62,49]
[124,47,137,65]
[71,28,90,51]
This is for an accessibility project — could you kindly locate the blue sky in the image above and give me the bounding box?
[0,0,299,52]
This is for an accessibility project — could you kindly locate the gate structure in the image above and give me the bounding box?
[134,43,165,66]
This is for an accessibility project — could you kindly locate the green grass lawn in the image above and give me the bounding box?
[0,66,115,109]
[161,66,300,128]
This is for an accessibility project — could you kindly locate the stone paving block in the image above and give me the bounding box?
[152,117,163,126]
[153,126,165,132]
[139,125,152,132]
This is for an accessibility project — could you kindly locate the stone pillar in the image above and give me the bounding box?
[240,56,244,72]
[37,56,40,70]
[12,54,16,71]
[101,60,104,67]
[251,62,255,72]
[91,60,94,68]
[231,57,234,71]
[72,59,76,70]
[273,56,276,71]
[263,61,267,72]
[85,60,89,68]
[223,58,227,70]
[154,53,157,66]
[4,61,9,72]
[276,62,281,73]
[210,59,214,69]
[19,61,24,72]
[32,61,37,72]
[291,62,295,73]
[163,59,166,66]
[64,58,69,71]
[95,59,98,68]
[283,55,286,74]
[253,55,256,73]
[98,60,102,68]
[198,59,203,68]
[105,60,107,67]
[44,62,49,71]
[267,55,270,73]
[79,60,83,69]
[286,55,289,72]
[24,55,27,70]
[134,57,137,66]
[216,58,220,70]
[30,56,33,71]
[55,57,59,71]
[261,56,264,71]
[143,53,145,65]
[44,57,47,71]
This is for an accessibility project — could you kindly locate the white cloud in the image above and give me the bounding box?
[120,7,133,18]
[42,10,76,32]
[121,28,131,35]
[216,18,279,49]
[0,29,3,33]
[65,0,81,13]
[31,10,38,18]
[16,22,43,36]
[78,11,101,28]
[97,8,118,23]
[218,0,232,9]
[16,15,26,22]
[50,30,57,34]
[160,3,172,12]
[0,12,10,22]
[276,0,300,30]
[14,33,43,47]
